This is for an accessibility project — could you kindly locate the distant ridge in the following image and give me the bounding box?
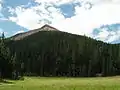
[11,24,59,41]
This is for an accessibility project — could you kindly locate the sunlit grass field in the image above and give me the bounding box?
[0,76,120,90]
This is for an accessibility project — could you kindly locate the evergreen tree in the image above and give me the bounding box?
[0,32,12,79]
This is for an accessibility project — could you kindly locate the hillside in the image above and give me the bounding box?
[11,24,59,41]
[7,25,120,77]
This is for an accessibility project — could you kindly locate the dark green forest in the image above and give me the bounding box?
[0,29,120,79]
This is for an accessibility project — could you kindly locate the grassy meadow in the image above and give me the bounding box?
[0,76,120,90]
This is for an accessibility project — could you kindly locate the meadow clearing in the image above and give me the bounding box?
[0,76,120,90]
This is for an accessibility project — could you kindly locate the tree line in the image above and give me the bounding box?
[5,31,120,77]
[0,31,119,79]
[0,33,24,80]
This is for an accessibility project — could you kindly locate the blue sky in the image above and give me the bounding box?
[0,0,120,43]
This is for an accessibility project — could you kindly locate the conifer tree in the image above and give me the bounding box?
[0,32,12,78]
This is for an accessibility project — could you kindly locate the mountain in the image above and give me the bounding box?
[11,24,59,41]
[11,23,120,43]
[7,25,120,77]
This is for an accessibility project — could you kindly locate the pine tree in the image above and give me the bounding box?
[0,33,12,78]
[0,32,12,79]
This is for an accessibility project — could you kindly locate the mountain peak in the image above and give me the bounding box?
[11,24,59,40]
[40,24,59,31]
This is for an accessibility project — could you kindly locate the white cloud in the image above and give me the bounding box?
[34,0,77,5]
[94,28,109,41]
[94,30,120,43]
[9,8,43,29]
[52,3,120,37]
[8,0,120,42]
[9,3,65,30]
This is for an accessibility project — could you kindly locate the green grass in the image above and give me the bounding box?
[0,76,120,90]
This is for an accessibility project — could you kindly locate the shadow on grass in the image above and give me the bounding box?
[0,79,14,85]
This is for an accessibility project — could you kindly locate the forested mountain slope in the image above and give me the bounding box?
[6,25,120,77]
